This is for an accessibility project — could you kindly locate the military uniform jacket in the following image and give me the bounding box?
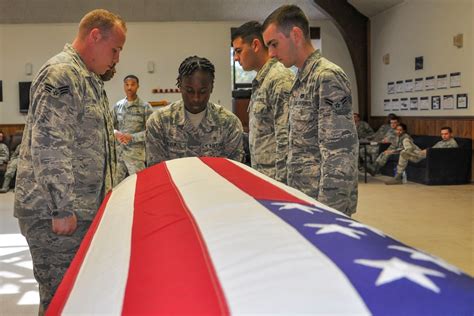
[249,58,294,182]
[287,50,358,216]
[14,44,117,220]
[433,138,458,148]
[388,133,414,152]
[113,97,153,165]
[372,124,390,142]
[356,120,374,140]
[0,143,8,164]
[146,100,244,166]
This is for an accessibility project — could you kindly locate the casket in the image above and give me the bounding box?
[47,157,474,315]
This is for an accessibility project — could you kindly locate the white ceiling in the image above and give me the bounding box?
[348,0,404,17]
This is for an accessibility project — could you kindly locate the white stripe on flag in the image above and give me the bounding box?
[166,158,370,314]
[228,159,345,217]
[62,175,138,315]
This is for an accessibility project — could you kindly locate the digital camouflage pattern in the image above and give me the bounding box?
[18,219,91,315]
[113,96,153,181]
[249,58,294,183]
[0,142,9,164]
[146,100,244,166]
[397,137,458,174]
[374,132,413,168]
[14,44,117,221]
[356,120,374,140]
[287,50,358,216]
[3,145,20,179]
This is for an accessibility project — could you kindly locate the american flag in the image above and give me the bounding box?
[47,157,474,315]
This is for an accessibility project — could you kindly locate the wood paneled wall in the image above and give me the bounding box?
[0,124,25,137]
[370,116,474,181]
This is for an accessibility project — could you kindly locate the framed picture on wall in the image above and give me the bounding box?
[431,96,441,110]
[457,94,468,109]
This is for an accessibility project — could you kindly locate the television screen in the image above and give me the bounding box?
[19,81,32,113]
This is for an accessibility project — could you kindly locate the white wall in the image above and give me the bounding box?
[371,0,473,116]
[0,20,357,124]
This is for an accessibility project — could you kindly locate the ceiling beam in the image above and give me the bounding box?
[312,0,369,121]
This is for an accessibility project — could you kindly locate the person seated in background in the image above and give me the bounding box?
[365,115,400,163]
[0,131,9,166]
[146,56,244,166]
[0,144,20,193]
[113,74,153,183]
[385,126,459,185]
[367,123,411,176]
[353,113,373,140]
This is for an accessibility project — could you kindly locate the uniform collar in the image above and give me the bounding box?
[177,100,218,128]
[125,96,141,108]
[64,44,97,79]
[252,58,277,89]
[296,49,322,83]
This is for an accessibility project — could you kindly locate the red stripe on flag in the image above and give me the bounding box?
[200,157,310,205]
[46,192,112,316]
[121,163,229,315]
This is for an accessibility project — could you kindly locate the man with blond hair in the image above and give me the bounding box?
[14,9,126,314]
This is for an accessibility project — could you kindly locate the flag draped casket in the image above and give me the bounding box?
[47,157,474,315]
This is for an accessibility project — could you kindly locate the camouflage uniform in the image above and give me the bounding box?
[0,145,20,192]
[374,133,412,168]
[366,125,397,163]
[248,58,294,183]
[146,100,244,166]
[356,120,374,140]
[397,137,458,174]
[14,44,117,313]
[287,50,358,216]
[0,142,9,164]
[113,96,153,182]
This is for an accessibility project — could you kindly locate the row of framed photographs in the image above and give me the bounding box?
[387,72,461,94]
[383,94,468,111]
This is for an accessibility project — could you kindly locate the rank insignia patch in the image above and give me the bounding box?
[326,96,351,115]
[44,83,70,98]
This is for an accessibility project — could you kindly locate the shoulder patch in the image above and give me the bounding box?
[325,95,352,115]
[44,83,70,98]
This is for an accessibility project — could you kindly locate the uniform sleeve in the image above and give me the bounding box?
[30,66,78,216]
[0,144,9,163]
[112,104,119,131]
[224,115,245,162]
[402,138,416,152]
[270,78,291,183]
[146,111,168,167]
[317,69,358,211]
[131,102,153,144]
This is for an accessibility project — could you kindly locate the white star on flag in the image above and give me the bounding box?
[304,223,366,239]
[388,245,462,275]
[271,202,323,215]
[336,218,386,237]
[355,257,445,293]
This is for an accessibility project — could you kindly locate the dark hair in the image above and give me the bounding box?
[387,113,399,122]
[440,126,452,133]
[176,56,215,87]
[124,74,139,84]
[397,123,407,131]
[231,21,265,47]
[262,5,310,40]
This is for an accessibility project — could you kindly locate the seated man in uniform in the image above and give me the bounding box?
[365,115,400,163]
[146,56,244,166]
[367,123,412,176]
[0,131,9,166]
[0,144,20,193]
[354,113,373,140]
[385,126,459,185]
